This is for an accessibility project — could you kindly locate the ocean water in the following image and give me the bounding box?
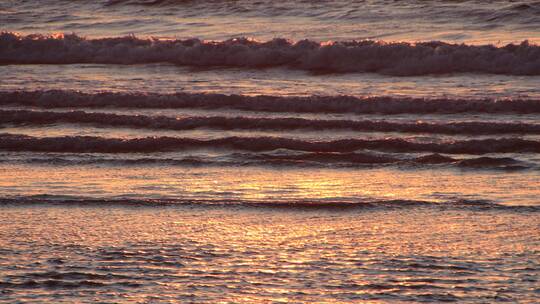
[1,0,540,303]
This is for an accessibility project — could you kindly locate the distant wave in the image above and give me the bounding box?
[1,133,539,154]
[1,33,539,75]
[3,109,540,135]
[1,195,538,212]
[2,90,540,114]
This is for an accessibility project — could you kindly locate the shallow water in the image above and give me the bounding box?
[1,163,540,205]
[0,205,538,303]
[3,0,540,43]
[2,64,540,98]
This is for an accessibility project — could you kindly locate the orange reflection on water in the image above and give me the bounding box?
[2,164,540,205]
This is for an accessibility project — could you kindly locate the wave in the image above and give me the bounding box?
[8,152,530,170]
[3,109,540,135]
[1,133,539,154]
[1,195,538,212]
[2,33,539,75]
[104,0,177,6]
[0,279,141,289]
[252,152,529,170]
[2,90,540,114]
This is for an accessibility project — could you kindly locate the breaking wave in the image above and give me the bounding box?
[2,33,539,75]
[1,133,539,154]
[2,90,540,114]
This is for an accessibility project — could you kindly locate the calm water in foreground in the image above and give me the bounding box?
[1,204,539,303]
